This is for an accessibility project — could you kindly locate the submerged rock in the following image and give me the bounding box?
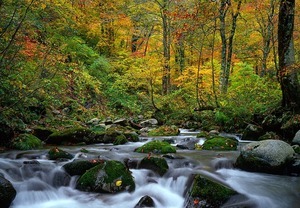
[48,147,74,160]
[235,140,295,174]
[134,195,155,208]
[0,176,16,208]
[138,156,169,176]
[76,160,135,193]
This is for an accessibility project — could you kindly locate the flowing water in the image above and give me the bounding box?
[0,129,300,208]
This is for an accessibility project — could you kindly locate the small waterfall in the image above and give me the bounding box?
[0,156,189,208]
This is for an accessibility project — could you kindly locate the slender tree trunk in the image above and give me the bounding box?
[278,0,300,110]
[218,0,241,94]
[161,0,171,95]
[211,16,219,107]
[256,0,276,76]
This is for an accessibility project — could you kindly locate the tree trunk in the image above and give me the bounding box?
[162,0,171,95]
[278,0,300,110]
[218,0,241,94]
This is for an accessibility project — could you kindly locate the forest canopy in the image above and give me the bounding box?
[0,0,299,132]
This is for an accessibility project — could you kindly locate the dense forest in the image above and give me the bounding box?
[0,0,299,139]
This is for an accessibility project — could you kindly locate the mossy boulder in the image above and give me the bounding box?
[103,125,138,143]
[148,125,180,136]
[12,134,43,150]
[235,140,295,174]
[135,140,176,154]
[186,174,237,208]
[76,160,135,193]
[48,147,74,160]
[138,156,169,176]
[33,126,55,141]
[202,136,237,151]
[0,176,16,208]
[63,159,105,176]
[46,127,93,145]
[113,134,128,145]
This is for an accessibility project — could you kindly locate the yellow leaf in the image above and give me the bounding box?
[115,180,122,187]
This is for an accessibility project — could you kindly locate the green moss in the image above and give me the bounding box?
[12,134,43,150]
[48,147,74,160]
[113,134,128,145]
[135,140,176,154]
[191,175,236,207]
[202,136,237,151]
[148,125,180,136]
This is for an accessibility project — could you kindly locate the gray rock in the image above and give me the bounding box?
[292,130,300,145]
[113,118,129,126]
[140,119,158,127]
[87,118,101,125]
[236,140,295,174]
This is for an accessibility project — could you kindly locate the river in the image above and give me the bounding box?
[0,129,299,208]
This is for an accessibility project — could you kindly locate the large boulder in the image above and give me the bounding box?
[292,130,300,145]
[235,140,295,174]
[0,176,16,208]
[76,160,135,193]
[46,128,94,145]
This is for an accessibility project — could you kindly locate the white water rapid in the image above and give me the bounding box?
[0,129,300,208]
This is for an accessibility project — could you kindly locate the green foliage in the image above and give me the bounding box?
[216,63,281,131]
[135,140,176,154]
[12,134,43,150]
